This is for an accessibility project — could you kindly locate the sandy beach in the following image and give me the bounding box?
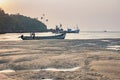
[0,39,120,80]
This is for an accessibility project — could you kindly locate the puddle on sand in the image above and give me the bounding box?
[0,67,80,73]
[101,40,110,42]
[0,48,21,53]
[86,43,96,45]
[0,69,15,73]
[32,67,80,72]
[106,45,120,50]
[41,79,53,80]
[44,67,80,72]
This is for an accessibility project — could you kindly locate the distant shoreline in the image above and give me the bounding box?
[0,31,50,34]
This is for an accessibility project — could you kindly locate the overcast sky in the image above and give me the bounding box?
[1,0,120,31]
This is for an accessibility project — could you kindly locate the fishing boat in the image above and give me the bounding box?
[66,28,80,33]
[66,26,80,33]
[104,30,107,32]
[51,24,64,34]
[51,25,80,34]
[20,32,66,40]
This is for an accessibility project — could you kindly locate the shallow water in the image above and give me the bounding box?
[101,40,110,42]
[41,67,80,72]
[66,31,120,39]
[107,45,120,50]
[0,31,120,41]
[26,67,80,72]
[0,67,80,73]
[0,69,15,73]
[42,79,53,80]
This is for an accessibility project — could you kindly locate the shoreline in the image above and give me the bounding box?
[0,38,119,80]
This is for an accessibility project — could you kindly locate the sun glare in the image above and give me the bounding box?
[0,0,7,6]
[0,0,8,5]
[0,0,4,3]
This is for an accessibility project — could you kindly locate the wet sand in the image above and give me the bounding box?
[0,39,120,80]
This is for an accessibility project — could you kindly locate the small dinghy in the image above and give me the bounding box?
[20,32,66,40]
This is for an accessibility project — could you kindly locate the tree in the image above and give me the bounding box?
[0,8,47,33]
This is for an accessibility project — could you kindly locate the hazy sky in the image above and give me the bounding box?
[0,0,120,31]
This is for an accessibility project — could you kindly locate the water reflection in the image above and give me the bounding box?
[0,67,80,73]
[0,31,120,41]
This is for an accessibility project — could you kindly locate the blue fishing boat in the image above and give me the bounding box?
[66,27,80,33]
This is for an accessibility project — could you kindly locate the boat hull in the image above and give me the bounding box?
[20,33,66,40]
[66,30,80,33]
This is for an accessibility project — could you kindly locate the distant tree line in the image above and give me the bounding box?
[0,8,47,34]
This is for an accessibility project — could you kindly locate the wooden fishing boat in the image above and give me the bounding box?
[20,33,66,40]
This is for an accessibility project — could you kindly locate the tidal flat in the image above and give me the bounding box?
[0,39,120,80]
